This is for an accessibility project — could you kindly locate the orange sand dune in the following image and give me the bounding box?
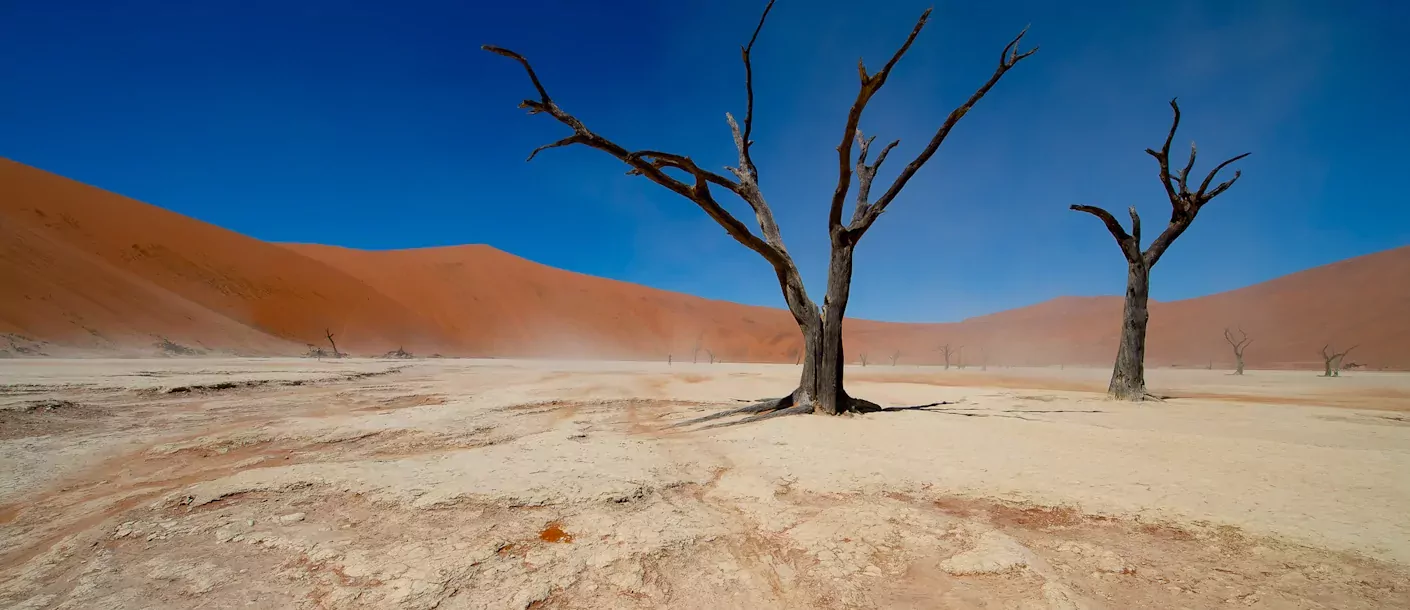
[3,158,1407,369]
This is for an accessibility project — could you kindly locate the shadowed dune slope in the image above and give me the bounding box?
[3,158,1407,368]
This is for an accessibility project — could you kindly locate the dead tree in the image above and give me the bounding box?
[324,328,342,359]
[382,346,413,359]
[956,345,966,369]
[1223,327,1251,375]
[890,350,900,366]
[1320,344,1357,377]
[692,338,703,364]
[980,347,988,371]
[1072,100,1250,400]
[939,344,960,370]
[488,2,1035,420]
[707,349,718,365]
[859,352,869,367]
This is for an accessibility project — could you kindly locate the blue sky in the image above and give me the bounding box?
[2,0,1406,323]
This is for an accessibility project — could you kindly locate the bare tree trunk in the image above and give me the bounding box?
[325,328,341,359]
[814,244,854,415]
[1235,354,1244,375]
[1109,259,1150,400]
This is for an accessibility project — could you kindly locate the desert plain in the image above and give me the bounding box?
[2,357,1408,609]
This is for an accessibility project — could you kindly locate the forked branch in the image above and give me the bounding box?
[1223,327,1252,353]
[848,25,1038,236]
[482,44,787,271]
[1075,98,1251,268]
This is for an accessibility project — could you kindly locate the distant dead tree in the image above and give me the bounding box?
[980,347,988,371]
[707,349,718,365]
[956,345,966,370]
[1071,100,1250,400]
[692,338,703,364]
[1223,327,1251,375]
[668,353,673,366]
[1319,344,1357,378]
[859,352,869,367]
[324,328,343,359]
[306,344,327,360]
[890,350,900,366]
[382,346,413,359]
[939,344,960,370]
[487,1,1036,422]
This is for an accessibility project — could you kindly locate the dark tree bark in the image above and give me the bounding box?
[325,328,341,359]
[1320,344,1357,377]
[1224,327,1251,375]
[1072,100,1250,401]
[486,1,1035,423]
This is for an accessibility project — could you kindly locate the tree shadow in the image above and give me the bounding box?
[868,401,1108,422]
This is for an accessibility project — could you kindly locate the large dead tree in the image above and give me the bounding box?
[1072,100,1250,400]
[890,350,901,366]
[487,2,1035,421]
[1223,327,1251,375]
[1320,344,1356,378]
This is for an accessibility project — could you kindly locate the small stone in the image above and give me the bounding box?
[277,512,306,525]
[246,519,255,527]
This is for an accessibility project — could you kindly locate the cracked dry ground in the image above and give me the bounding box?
[2,360,1408,609]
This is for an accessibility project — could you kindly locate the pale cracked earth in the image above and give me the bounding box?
[1,358,1409,609]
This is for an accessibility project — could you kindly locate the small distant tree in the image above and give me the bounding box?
[382,346,413,359]
[859,352,869,367]
[980,347,987,371]
[939,344,959,370]
[668,353,673,366]
[1072,100,1249,400]
[692,338,703,364]
[1320,344,1357,378]
[707,349,718,365]
[890,350,900,366]
[1223,327,1251,375]
[324,328,342,359]
[956,345,966,369]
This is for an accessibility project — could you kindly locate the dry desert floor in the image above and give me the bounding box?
[2,358,1409,609]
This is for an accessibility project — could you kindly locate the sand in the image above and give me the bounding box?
[5,158,1410,368]
[2,358,1407,609]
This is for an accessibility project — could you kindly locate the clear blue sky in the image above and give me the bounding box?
[2,0,1406,322]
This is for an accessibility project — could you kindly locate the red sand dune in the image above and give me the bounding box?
[3,158,1408,369]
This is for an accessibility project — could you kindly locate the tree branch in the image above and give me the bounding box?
[484,44,789,270]
[829,8,932,231]
[853,25,1037,235]
[1145,98,1182,205]
[1128,206,1142,249]
[1071,204,1139,261]
[1197,152,1252,200]
[737,0,777,180]
[850,130,899,225]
